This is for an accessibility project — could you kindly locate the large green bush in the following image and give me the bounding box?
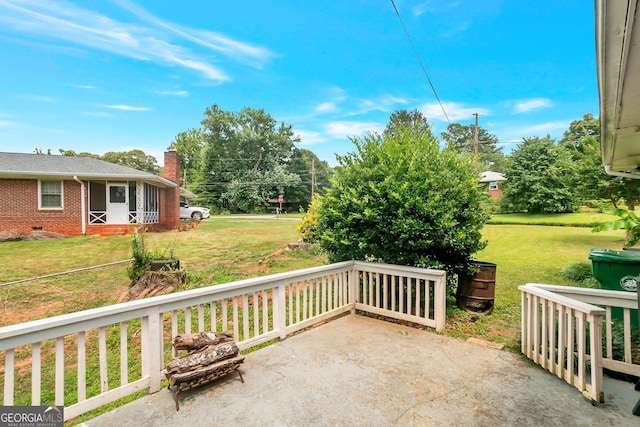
[317,126,489,277]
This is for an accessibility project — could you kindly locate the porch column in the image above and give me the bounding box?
[136,181,144,226]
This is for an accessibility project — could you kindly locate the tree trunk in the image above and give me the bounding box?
[627,198,636,211]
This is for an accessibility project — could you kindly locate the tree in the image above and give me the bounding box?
[500,136,579,213]
[440,123,506,172]
[168,128,205,189]
[284,148,333,211]
[560,113,640,210]
[195,104,301,211]
[101,150,159,174]
[317,123,488,278]
[59,149,101,159]
[384,109,432,136]
[58,149,159,172]
[559,113,600,155]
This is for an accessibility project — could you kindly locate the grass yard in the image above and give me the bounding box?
[488,211,620,227]
[0,213,629,351]
[453,224,625,350]
[0,215,325,326]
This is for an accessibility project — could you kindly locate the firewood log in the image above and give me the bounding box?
[166,355,245,386]
[172,331,234,351]
[165,342,239,374]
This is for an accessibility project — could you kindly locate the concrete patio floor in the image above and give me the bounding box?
[79,314,639,426]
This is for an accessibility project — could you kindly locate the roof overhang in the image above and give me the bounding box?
[180,188,197,199]
[0,171,177,188]
[596,0,640,176]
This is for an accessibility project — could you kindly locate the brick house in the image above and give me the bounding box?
[479,171,506,199]
[0,151,181,236]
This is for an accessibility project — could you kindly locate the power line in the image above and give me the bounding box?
[390,0,451,125]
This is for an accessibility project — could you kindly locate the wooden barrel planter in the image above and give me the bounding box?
[456,262,496,316]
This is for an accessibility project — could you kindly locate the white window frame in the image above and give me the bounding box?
[39,179,64,209]
[488,181,498,190]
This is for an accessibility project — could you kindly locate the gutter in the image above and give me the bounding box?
[73,176,87,235]
[604,164,640,180]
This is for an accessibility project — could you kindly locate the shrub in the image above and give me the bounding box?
[297,195,321,243]
[317,126,489,278]
[593,208,640,247]
[127,228,152,280]
[563,261,594,282]
[581,277,601,289]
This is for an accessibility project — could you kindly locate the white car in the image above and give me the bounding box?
[180,202,210,220]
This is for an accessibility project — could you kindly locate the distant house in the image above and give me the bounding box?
[0,151,182,236]
[479,171,506,199]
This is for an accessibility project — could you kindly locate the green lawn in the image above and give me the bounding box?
[2,213,633,424]
[0,215,325,326]
[488,212,620,227]
[0,213,629,349]
[464,224,624,350]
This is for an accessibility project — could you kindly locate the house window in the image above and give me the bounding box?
[109,185,126,203]
[39,180,63,209]
[489,181,498,190]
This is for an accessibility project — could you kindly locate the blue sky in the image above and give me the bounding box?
[0,0,598,166]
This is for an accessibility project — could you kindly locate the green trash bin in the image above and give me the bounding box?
[589,248,640,328]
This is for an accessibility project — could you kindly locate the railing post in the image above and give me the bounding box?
[141,308,163,394]
[521,290,528,356]
[349,266,358,314]
[434,274,446,332]
[274,285,287,340]
[589,313,605,404]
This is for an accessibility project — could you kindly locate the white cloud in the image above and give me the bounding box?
[22,95,56,103]
[420,102,489,122]
[412,2,435,17]
[356,95,408,114]
[72,84,96,89]
[315,102,337,113]
[153,90,189,96]
[440,22,470,38]
[0,0,274,82]
[514,98,553,113]
[326,121,383,138]
[102,104,151,111]
[295,130,326,145]
[498,120,570,141]
[0,119,17,127]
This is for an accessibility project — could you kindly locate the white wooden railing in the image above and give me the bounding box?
[0,261,446,421]
[520,283,640,404]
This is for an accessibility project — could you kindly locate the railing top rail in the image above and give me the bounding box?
[526,283,637,308]
[0,261,355,350]
[352,260,446,279]
[519,283,607,316]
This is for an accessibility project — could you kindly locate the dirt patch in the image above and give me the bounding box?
[0,231,67,242]
[0,299,66,326]
[487,323,520,341]
[244,248,296,275]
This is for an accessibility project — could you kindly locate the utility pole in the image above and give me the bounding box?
[311,159,315,199]
[473,112,480,173]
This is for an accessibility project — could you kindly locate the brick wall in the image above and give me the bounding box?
[0,179,83,235]
[487,188,503,199]
[0,151,182,236]
[161,151,181,228]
